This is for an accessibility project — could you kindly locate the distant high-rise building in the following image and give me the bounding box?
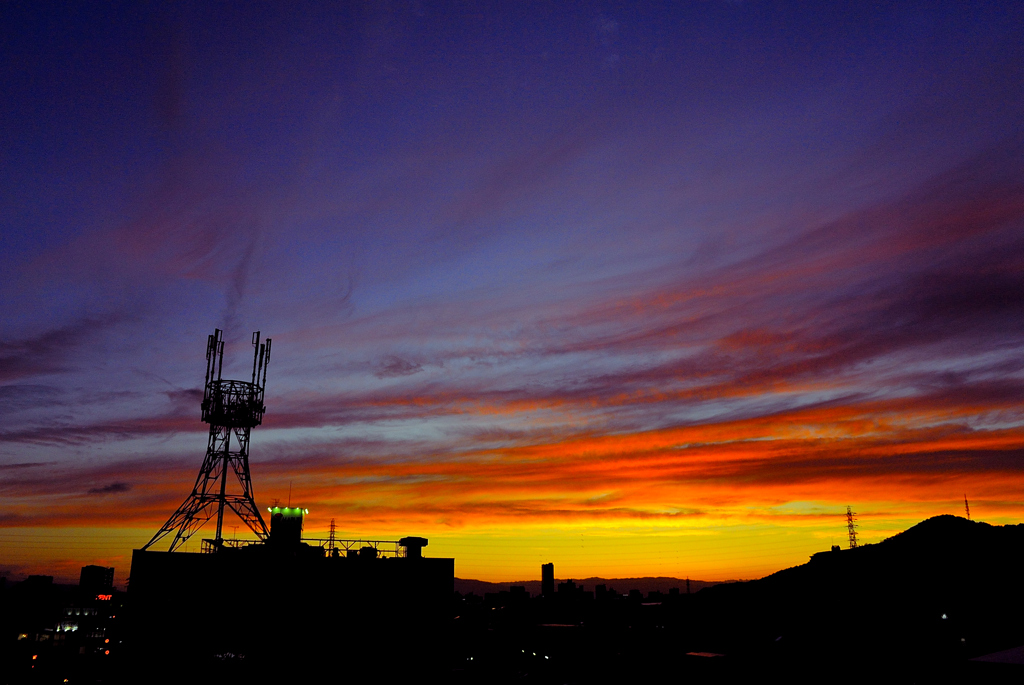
[79,565,114,593]
[541,562,554,597]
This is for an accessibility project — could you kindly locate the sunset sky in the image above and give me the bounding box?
[2,2,1023,586]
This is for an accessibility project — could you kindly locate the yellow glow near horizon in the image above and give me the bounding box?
[6,501,1021,586]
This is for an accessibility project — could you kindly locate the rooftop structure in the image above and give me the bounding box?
[127,330,454,676]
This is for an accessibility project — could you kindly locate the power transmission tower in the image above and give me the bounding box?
[328,518,337,553]
[143,329,273,551]
[846,506,858,549]
[964,494,970,521]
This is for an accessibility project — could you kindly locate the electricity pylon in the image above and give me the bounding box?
[846,505,858,549]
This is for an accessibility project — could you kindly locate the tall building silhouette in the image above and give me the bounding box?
[79,565,113,593]
[541,562,554,596]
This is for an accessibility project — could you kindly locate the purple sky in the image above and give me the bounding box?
[2,2,1023,582]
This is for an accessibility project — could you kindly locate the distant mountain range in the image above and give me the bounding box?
[451,516,1024,681]
[454,576,723,597]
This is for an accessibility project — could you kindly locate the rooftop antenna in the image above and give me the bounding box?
[964,494,971,521]
[142,328,273,551]
[846,506,858,549]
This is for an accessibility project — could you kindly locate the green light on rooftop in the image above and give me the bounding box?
[268,506,306,516]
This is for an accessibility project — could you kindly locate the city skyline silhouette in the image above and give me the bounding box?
[2,6,1024,682]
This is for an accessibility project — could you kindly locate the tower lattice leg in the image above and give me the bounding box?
[143,424,269,551]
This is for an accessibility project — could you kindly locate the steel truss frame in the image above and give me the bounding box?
[199,537,405,557]
[143,329,272,552]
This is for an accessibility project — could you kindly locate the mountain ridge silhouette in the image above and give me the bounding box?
[687,514,1024,675]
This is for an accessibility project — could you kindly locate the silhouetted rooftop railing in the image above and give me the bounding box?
[199,537,404,556]
[201,538,260,553]
[305,538,404,557]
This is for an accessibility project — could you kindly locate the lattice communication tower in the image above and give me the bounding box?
[846,505,858,549]
[143,329,272,551]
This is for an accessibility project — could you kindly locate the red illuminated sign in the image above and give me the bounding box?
[96,594,112,601]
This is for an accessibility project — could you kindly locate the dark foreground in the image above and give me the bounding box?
[4,516,1023,683]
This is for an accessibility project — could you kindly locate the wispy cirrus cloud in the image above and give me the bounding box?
[87,482,131,495]
[3,3,1024,580]
[0,316,125,384]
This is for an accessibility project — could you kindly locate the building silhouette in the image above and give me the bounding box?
[78,565,113,594]
[128,511,452,678]
[541,562,554,597]
[127,331,453,678]
[1,567,124,681]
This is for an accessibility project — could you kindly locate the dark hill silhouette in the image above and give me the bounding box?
[688,515,1024,679]
[455,575,721,597]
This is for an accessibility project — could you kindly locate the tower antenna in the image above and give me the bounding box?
[964,494,971,521]
[143,328,273,551]
[846,506,858,549]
